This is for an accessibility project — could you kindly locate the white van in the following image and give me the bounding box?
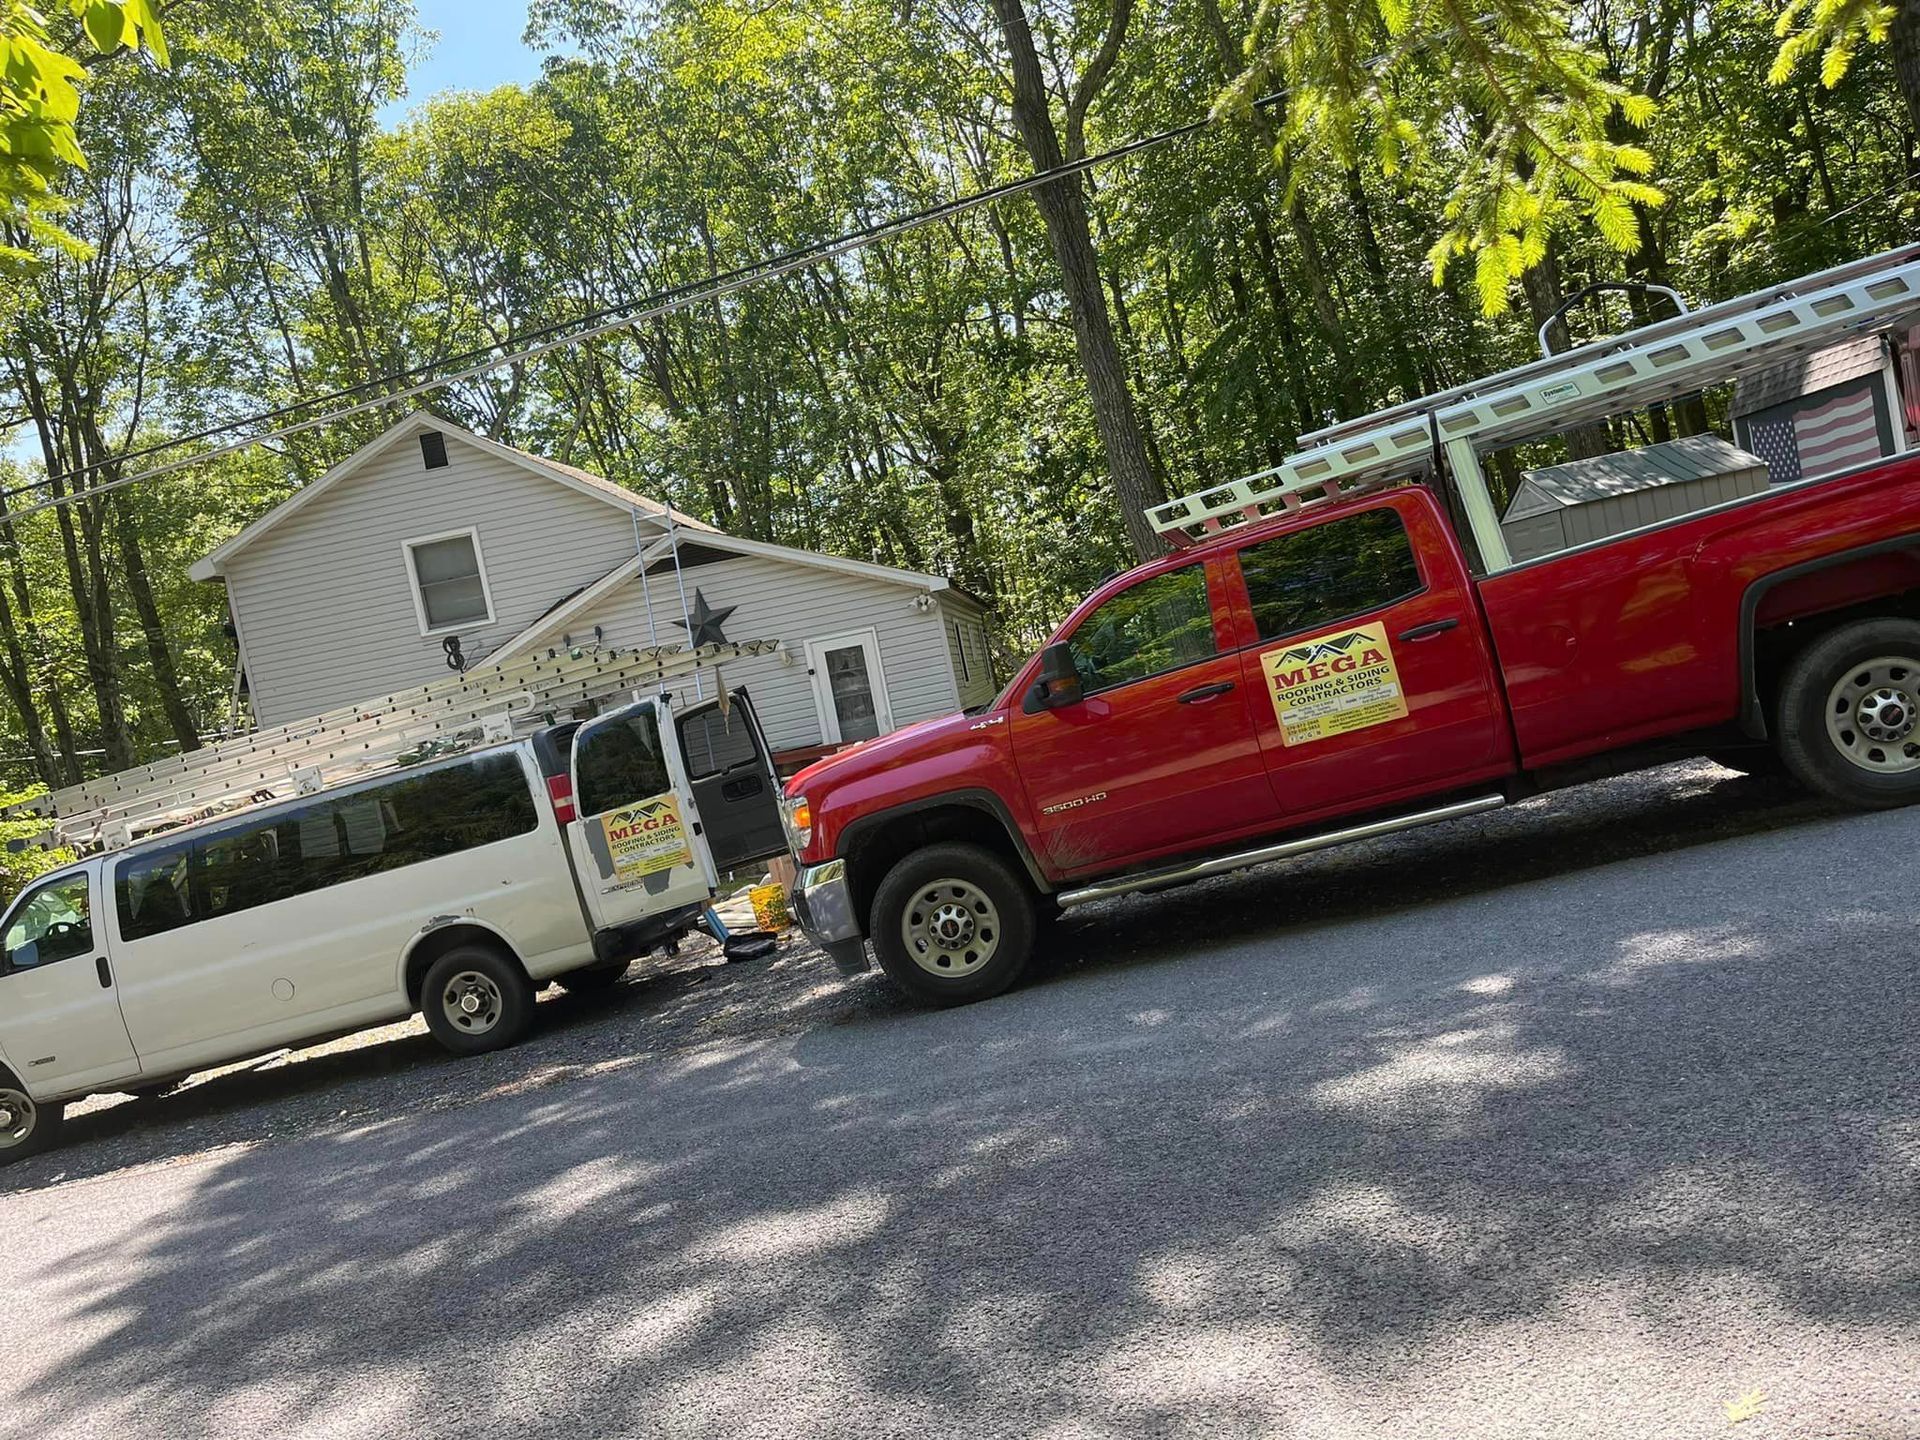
[0,691,785,1164]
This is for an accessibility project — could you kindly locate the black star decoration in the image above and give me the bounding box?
[673,588,737,647]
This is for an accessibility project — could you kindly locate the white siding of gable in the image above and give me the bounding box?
[938,593,999,710]
[562,551,964,753]
[225,429,647,724]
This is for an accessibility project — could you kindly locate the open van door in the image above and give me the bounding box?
[565,697,714,937]
[674,690,786,872]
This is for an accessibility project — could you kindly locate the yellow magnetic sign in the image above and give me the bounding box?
[1259,620,1408,746]
[601,793,694,881]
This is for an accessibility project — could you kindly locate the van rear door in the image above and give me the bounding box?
[673,690,786,872]
[565,698,714,936]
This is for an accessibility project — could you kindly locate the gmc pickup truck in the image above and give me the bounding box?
[783,246,1920,1005]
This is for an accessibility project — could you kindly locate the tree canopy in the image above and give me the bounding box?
[0,0,1912,833]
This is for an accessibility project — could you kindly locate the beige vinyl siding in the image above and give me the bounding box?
[227,429,649,724]
[938,594,998,709]
[566,552,963,753]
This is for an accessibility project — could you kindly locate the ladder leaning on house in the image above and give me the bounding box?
[8,638,780,855]
[1148,243,1920,557]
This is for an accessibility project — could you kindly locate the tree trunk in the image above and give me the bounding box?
[989,0,1167,561]
[0,580,57,787]
[1343,167,1423,400]
[1894,0,1920,140]
[1520,246,1615,461]
[112,494,202,752]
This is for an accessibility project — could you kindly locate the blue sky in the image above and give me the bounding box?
[382,0,553,124]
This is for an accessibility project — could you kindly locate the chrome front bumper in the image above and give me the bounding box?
[791,858,870,975]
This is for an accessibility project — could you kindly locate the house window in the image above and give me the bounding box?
[953,621,970,683]
[403,528,495,635]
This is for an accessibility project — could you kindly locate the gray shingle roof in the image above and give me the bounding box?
[1732,335,1887,417]
[1506,433,1767,518]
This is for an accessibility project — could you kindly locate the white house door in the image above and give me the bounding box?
[807,629,893,744]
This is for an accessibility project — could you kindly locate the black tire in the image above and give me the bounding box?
[420,944,537,1055]
[1776,617,1920,809]
[869,842,1036,1007]
[0,1081,65,1167]
[555,958,629,993]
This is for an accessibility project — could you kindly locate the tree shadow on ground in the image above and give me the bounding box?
[2,768,1912,1438]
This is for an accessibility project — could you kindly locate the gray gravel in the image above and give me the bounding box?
[0,761,1914,1439]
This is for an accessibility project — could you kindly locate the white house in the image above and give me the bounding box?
[190,411,997,765]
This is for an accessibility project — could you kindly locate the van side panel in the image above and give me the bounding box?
[106,751,592,1078]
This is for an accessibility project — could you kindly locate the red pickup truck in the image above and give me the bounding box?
[784,254,1920,1005]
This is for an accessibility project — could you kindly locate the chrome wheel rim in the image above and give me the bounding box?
[441,971,504,1035]
[1824,656,1920,774]
[0,1087,37,1149]
[902,879,1000,979]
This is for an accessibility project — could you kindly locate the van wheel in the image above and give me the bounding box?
[1777,618,1920,808]
[421,945,536,1055]
[870,842,1036,1007]
[0,1083,64,1167]
[556,958,628,993]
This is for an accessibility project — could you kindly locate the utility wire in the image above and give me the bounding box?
[0,92,1280,521]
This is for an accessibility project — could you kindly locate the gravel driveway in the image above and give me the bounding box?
[0,761,1913,1439]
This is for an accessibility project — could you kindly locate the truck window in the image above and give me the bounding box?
[2,872,93,972]
[112,753,539,941]
[1238,509,1423,641]
[575,709,673,815]
[1064,563,1217,694]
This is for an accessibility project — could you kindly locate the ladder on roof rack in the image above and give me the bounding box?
[9,638,779,853]
[1150,243,1920,548]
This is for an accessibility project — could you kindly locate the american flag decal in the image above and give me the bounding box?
[1747,384,1887,486]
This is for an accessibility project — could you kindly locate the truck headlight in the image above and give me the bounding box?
[781,793,812,852]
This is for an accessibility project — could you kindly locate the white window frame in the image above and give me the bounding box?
[401,526,496,637]
[952,620,971,683]
[805,627,894,744]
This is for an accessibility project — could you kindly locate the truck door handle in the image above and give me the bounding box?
[721,774,764,801]
[95,956,111,989]
[1177,681,1236,704]
[1397,618,1460,642]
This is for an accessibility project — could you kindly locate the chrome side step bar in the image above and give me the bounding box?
[1054,794,1507,909]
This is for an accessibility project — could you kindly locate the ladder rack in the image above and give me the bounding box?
[11,638,779,853]
[1150,243,1920,548]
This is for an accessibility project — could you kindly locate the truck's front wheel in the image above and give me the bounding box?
[870,842,1036,1007]
[1777,617,1920,808]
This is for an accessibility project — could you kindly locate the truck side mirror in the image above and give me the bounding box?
[1025,643,1084,712]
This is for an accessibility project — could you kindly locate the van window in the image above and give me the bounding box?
[117,844,194,941]
[679,707,757,780]
[575,709,671,815]
[1237,509,1423,641]
[3,872,93,971]
[112,753,539,941]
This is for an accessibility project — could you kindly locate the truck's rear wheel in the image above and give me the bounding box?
[421,945,536,1054]
[870,842,1036,1006]
[0,1082,63,1167]
[1777,618,1920,808]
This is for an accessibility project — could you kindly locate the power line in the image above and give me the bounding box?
[0,92,1275,521]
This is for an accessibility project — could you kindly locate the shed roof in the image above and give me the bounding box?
[1505,433,1767,520]
[1731,335,1888,418]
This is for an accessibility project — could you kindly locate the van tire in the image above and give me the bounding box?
[870,842,1036,1007]
[421,945,536,1055]
[1777,617,1920,808]
[0,1083,64,1167]
[556,958,629,993]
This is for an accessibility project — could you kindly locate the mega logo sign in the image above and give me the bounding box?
[1259,621,1408,746]
[600,793,694,882]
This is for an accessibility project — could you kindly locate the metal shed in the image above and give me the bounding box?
[1500,433,1771,562]
[1731,334,1907,486]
